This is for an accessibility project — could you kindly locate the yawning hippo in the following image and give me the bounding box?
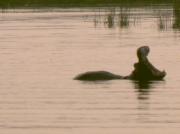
[74,46,166,81]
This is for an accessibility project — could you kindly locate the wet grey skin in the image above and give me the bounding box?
[74,46,166,81]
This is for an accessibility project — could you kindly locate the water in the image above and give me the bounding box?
[0,6,180,134]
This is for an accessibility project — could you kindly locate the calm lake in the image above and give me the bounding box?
[0,5,180,134]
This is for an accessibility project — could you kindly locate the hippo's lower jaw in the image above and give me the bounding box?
[74,46,166,81]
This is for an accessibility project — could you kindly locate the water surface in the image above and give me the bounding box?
[0,6,180,134]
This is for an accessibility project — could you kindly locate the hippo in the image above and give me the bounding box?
[74,46,166,81]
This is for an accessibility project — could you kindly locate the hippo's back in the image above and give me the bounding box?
[74,71,122,81]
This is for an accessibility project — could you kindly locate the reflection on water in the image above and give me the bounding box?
[103,9,130,28]
[173,5,180,30]
[133,80,155,90]
[93,6,180,31]
[118,11,129,28]
[94,8,132,29]
[158,13,172,31]
[137,88,150,100]
[133,81,162,124]
[106,13,114,28]
[132,80,153,101]
[132,80,159,100]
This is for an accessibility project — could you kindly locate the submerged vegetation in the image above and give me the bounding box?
[93,6,180,31]
[0,0,179,8]
[173,4,180,30]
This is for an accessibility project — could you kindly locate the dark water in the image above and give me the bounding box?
[0,5,180,134]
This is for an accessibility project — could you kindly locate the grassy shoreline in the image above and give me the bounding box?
[0,0,178,8]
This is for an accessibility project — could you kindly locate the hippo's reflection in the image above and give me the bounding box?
[132,80,165,100]
[133,80,153,100]
[134,81,152,122]
[133,80,154,90]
